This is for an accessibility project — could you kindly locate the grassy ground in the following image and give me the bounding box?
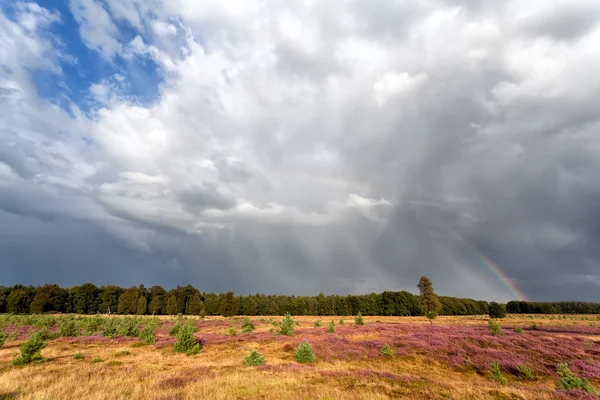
[0,314,599,399]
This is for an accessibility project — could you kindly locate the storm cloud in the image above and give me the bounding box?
[1,0,600,301]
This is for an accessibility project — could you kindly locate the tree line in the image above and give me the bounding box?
[0,284,596,316]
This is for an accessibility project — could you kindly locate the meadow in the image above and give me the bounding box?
[0,314,599,399]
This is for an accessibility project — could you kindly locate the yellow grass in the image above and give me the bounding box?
[0,314,597,399]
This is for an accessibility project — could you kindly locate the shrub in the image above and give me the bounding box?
[83,316,104,335]
[531,323,539,331]
[381,344,393,356]
[294,341,315,363]
[113,350,131,357]
[326,320,336,334]
[513,327,524,334]
[91,356,103,363]
[0,330,7,348]
[12,331,48,365]
[173,324,202,356]
[243,350,266,366]
[488,302,507,319]
[241,319,255,333]
[117,317,140,338]
[489,319,502,336]
[102,318,118,338]
[73,352,84,360]
[278,313,295,336]
[339,319,345,325]
[138,325,156,344]
[169,321,181,336]
[491,362,507,384]
[59,317,80,337]
[354,313,364,326]
[516,364,533,380]
[314,320,321,327]
[557,363,596,394]
[228,327,238,336]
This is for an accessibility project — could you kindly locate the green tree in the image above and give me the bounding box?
[7,287,34,314]
[71,283,100,314]
[117,287,140,314]
[219,292,239,317]
[99,285,123,314]
[488,302,507,319]
[186,291,204,315]
[165,295,178,315]
[417,276,442,323]
[136,296,147,315]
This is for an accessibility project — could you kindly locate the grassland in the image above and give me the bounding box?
[1,314,599,399]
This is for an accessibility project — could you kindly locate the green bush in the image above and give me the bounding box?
[12,331,48,365]
[278,313,295,336]
[531,323,539,331]
[516,364,533,380]
[354,313,364,326]
[381,343,394,357]
[241,319,255,333]
[326,320,336,334]
[294,341,315,363]
[489,319,502,336]
[513,327,524,334]
[0,330,7,348]
[169,321,181,336]
[243,350,266,366]
[102,318,118,338]
[339,319,345,325]
[83,316,104,335]
[59,317,80,337]
[491,361,507,384]
[138,325,156,344]
[117,317,139,338]
[228,327,238,336]
[173,324,202,356]
[557,363,596,394]
[73,352,84,360]
[314,320,321,327]
[91,356,103,363]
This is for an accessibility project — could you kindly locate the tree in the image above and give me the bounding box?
[186,292,204,315]
[417,276,442,323]
[136,296,147,315]
[488,302,506,319]
[7,287,34,314]
[71,283,100,314]
[165,295,178,315]
[118,287,140,314]
[148,286,166,315]
[219,292,239,317]
[99,285,123,314]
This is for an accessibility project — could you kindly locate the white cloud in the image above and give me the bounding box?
[373,71,428,106]
[69,0,121,59]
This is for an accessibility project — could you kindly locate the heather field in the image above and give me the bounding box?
[1,315,599,399]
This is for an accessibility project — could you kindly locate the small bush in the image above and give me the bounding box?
[243,350,266,366]
[491,362,507,384]
[83,316,104,335]
[314,320,321,327]
[12,331,48,365]
[513,327,524,334]
[489,319,502,336]
[557,363,596,394]
[138,325,156,344]
[294,341,315,363]
[339,319,345,325]
[169,321,181,336]
[113,350,131,357]
[102,318,118,338]
[228,327,238,336]
[59,317,80,337]
[355,313,364,326]
[278,313,295,336]
[241,319,255,333]
[516,364,533,380]
[173,324,202,356]
[381,343,393,356]
[73,352,84,360]
[0,330,7,348]
[91,356,103,363]
[106,360,122,366]
[326,320,336,334]
[531,323,539,331]
[117,317,139,338]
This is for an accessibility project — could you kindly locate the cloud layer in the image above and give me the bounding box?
[2,0,600,301]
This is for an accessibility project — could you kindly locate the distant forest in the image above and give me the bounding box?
[1,284,599,316]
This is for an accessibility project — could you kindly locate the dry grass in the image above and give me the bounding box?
[0,315,598,399]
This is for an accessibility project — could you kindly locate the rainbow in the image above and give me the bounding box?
[473,251,528,301]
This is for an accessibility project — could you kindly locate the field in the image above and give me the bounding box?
[1,314,599,399]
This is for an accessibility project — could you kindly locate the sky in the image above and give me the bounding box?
[1,0,600,302]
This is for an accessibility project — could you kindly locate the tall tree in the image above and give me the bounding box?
[219,292,238,317]
[118,287,140,314]
[71,283,100,314]
[417,276,442,323]
[186,291,204,315]
[136,296,147,315]
[165,295,178,315]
